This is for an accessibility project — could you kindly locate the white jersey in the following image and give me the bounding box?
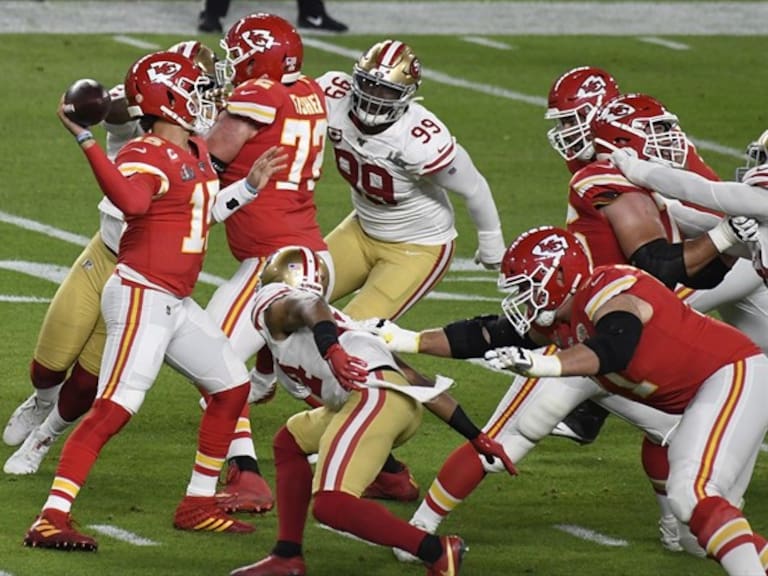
[251,283,403,411]
[318,71,458,245]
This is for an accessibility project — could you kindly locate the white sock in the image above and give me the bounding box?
[36,383,62,404]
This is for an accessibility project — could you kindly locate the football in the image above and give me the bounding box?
[63,78,112,127]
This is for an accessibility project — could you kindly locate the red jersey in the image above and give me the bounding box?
[115,135,218,297]
[221,76,329,261]
[566,159,680,267]
[568,265,760,413]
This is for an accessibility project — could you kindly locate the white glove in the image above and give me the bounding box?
[610,147,656,188]
[484,347,562,377]
[708,216,760,253]
[247,365,277,404]
[474,228,506,270]
[362,318,421,353]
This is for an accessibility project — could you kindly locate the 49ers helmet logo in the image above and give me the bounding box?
[147,61,182,83]
[576,74,608,99]
[532,234,569,260]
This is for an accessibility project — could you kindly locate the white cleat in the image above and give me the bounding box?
[393,518,431,563]
[658,514,683,552]
[3,394,55,446]
[4,426,56,475]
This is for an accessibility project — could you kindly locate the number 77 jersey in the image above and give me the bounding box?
[220,76,329,261]
[318,71,459,244]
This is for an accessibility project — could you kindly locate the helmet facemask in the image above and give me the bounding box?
[545,102,598,162]
[736,129,768,182]
[351,67,418,126]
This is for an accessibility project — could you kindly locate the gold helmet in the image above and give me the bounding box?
[168,40,225,129]
[259,246,330,297]
[352,39,422,127]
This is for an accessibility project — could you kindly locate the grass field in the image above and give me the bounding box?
[2,28,768,576]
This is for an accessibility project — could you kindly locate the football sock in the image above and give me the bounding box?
[752,533,768,570]
[381,453,405,473]
[230,455,261,475]
[273,540,302,559]
[39,406,69,439]
[641,436,670,495]
[225,402,257,460]
[416,534,443,564]
[29,359,65,401]
[57,362,98,421]
[273,426,313,543]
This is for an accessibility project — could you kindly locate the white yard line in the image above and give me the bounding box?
[554,524,629,547]
[88,524,160,546]
[112,35,161,50]
[638,36,690,51]
[462,36,514,50]
[316,523,380,546]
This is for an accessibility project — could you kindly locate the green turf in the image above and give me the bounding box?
[2,33,767,576]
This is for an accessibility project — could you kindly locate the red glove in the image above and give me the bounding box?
[324,343,368,391]
[471,432,518,476]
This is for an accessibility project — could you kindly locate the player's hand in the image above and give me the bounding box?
[245,145,290,193]
[324,343,368,391]
[247,366,277,405]
[470,432,517,476]
[728,216,760,243]
[609,147,656,188]
[362,318,421,353]
[56,93,91,139]
[484,347,562,377]
[475,229,506,270]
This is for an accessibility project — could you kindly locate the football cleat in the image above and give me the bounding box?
[23,509,98,551]
[393,518,431,563]
[426,535,467,576]
[658,514,683,552]
[230,554,306,576]
[3,393,55,446]
[363,465,420,502]
[216,462,274,514]
[4,425,55,475]
[550,400,609,445]
[173,495,255,533]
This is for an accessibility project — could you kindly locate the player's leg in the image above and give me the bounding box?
[165,297,254,533]
[204,257,273,513]
[5,233,113,447]
[24,277,170,551]
[340,237,454,321]
[325,212,372,305]
[666,357,768,575]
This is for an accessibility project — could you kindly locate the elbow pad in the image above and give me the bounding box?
[684,257,731,289]
[629,238,686,289]
[583,311,643,375]
[443,315,536,359]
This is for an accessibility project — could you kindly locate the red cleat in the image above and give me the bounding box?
[216,462,274,514]
[230,554,306,576]
[23,509,98,551]
[363,465,420,502]
[426,535,466,576]
[174,495,255,533]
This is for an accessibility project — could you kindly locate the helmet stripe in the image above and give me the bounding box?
[380,41,405,66]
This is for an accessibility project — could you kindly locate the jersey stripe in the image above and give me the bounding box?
[226,101,277,124]
[584,275,637,320]
[422,141,456,175]
[118,161,170,197]
[571,173,633,198]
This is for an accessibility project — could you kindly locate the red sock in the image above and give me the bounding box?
[30,359,66,390]
[273,426,313,544]
[640,436,669,495]
[313,490,427,555]
[690,496,754,561]
[196,385,248,475]
[425,441,485,515]
[57,362,99,422]
[55,398,132,486]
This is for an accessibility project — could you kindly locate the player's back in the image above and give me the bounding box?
[222,76,328,260]
[567,159,680,267]
[571,265,760,413]
[114,135,218,297]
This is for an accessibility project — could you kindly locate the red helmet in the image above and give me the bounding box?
[545,66,620,162]
[498,226,591,336]
[219,13,303,86]
[124,51,213,132]
[592,93,689,168]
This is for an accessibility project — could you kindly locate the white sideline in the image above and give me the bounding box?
[88,524,160,546]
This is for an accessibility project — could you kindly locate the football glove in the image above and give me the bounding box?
[609,147,656,188]
[247,365,277,405]
[484,346,562,377]
[470,432,517,476]
[708,215,760,253]
[360,318,421,354]
[324,343,368,391]
[474,228,506,270]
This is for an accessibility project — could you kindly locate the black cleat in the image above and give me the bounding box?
[297,14,348,33]
[197,11,223,33]
[551,400,610,445]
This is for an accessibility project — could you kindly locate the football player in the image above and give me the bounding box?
[228,246,515,576]
[381,226,768,576]
[2,41,220,475]
[23,50,289,551]
[317,39,506,322]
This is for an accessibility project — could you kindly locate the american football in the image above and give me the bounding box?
[63,78,111,127]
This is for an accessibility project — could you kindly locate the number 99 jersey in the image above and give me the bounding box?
[318,71,458,245]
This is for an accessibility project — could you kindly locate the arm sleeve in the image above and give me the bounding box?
[429,143,502,233]
[83,145,156,215]
[643,164,768,218]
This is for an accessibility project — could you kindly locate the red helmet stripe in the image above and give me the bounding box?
[379,41,405,66]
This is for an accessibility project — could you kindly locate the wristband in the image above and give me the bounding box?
[312,320,338,357]
[76,130,95,144]
[244,179,260,196]
[447,405,482,440]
